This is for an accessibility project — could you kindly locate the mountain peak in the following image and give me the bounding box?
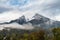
[19,15,25,19]
[33,13,44,20]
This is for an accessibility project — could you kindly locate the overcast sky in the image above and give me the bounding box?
[0,0,60,23]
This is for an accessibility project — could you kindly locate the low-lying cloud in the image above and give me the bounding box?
[0,23,34,30]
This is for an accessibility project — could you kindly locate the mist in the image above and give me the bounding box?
[0,23,34,30]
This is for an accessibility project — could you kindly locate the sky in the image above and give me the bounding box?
[0,0,60,23]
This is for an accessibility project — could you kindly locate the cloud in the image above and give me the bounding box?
[0,0,60,21]
[0,0,30,9]
[0,10,23,23]
[0,23,34,30]
[0,10,38,23]
[0,7,11,13]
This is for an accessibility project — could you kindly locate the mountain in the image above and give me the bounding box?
[0,15,26,25]
[0,13,60,29]
[51,21,60,28]
[10,15,26,24]
[28,13,50,25]
[0,13,50,24]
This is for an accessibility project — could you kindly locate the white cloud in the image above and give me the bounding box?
[0,10,37,23]
[0,0,60,21]
[55,15,60,21]
[0,10,23,23]
[0,23,34,30]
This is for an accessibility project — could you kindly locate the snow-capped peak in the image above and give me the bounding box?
[33,13,44,20]
[23,12,36,21]
[22,13,45,21]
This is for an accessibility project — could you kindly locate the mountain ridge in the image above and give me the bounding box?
[0,13,60,29]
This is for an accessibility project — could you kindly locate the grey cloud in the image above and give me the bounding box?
[42,0,60,16]
[0,7,11,13]
[0,0,60,21]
